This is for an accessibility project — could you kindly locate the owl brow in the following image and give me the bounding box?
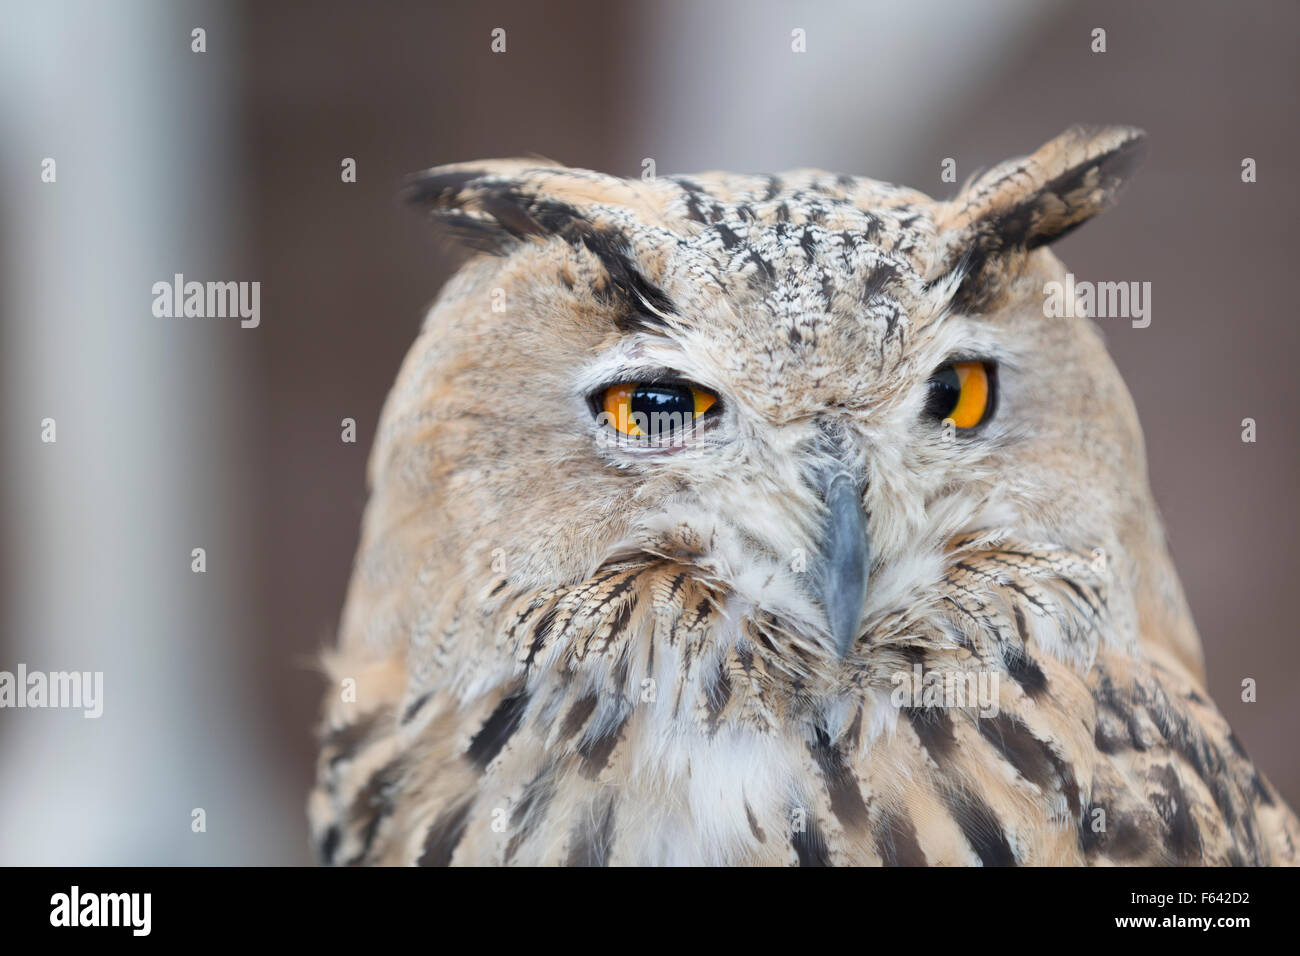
[562,219,680,335]
[405,169,679,335]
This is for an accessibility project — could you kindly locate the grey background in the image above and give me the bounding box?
[1,0,1295,864]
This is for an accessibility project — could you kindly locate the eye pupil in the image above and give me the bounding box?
[925,366,962,419]
[632,385,694,426]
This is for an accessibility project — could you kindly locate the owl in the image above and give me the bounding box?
[310,126,1298,866]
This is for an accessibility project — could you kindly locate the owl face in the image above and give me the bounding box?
[316,127,1300,868]
[382,127,1150,672]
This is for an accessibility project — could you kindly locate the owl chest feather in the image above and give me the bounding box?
[312,551,1297,866]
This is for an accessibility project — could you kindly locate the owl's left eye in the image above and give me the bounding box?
[925,361,996,429]
[594,381,718,441]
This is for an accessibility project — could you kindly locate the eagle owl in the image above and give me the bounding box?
[311,126,1298,866]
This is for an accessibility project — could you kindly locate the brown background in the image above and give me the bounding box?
[2,0,1295,863]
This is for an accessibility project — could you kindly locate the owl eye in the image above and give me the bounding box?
[925,361,996,429]
[595,381,718,440]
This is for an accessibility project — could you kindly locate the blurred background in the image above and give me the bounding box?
[1,0,1295,864]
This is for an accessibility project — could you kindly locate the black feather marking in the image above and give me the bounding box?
[524,605,559,668]
[1143,685,1239,827]
[875,809,928,866]
[560,692,599,740]
[858,262,899,305]
[809,727,870,830]
[576,712,627,779]
[417,799,474,867]
[346,757,406,864]
[904,707,957,762]
[504,765,558,864]
[1148,764,1202,862]
[405,171,678,331]
[714,222,742,249]
[318,825,341,865]
[792,814,832,866]
[323,709,386,768]
[467,687,529,769]
[977,713,1081,817]
[744,249,776,283]
[941,786,1016,866]
[608,600,635,645]
[1003,617,1049,699]
[401,691,434,725]
[1079,801,1155,861]
[704,663,733,733]
[402,168,488,207]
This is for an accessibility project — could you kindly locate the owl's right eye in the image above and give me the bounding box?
[593,380,718,442]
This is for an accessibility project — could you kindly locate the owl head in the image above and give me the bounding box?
[355,126,1183,689]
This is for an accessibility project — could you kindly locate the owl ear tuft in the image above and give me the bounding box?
[403,160,577,253]
[936,125,1147,310]
[404,161,681,326]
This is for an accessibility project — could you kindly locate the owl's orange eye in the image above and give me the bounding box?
[925,361,995,430]
[597,381,718,440]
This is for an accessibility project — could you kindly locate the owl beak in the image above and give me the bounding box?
[819,472,870,657]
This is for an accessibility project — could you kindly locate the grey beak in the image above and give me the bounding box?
[818,473,870,657]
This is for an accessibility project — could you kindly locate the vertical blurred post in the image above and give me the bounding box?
[0,1,299,863]
[629,0,1061,176]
